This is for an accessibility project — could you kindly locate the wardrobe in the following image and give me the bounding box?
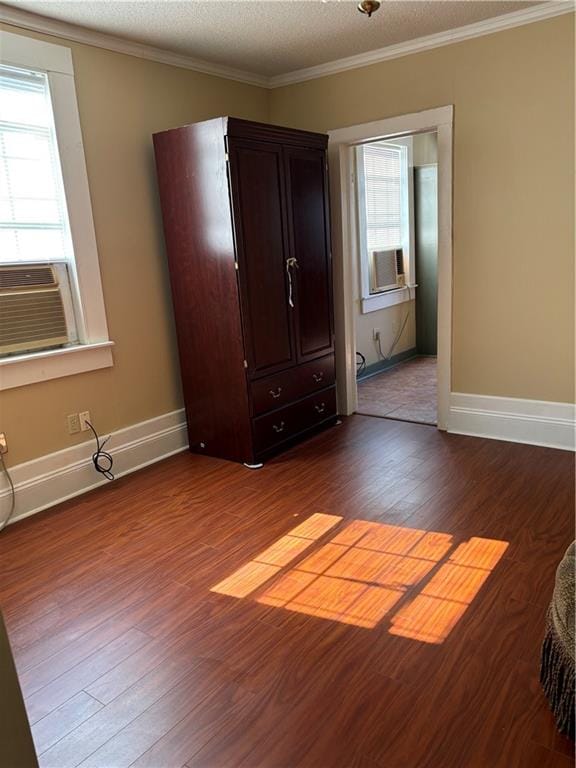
[153,117,336,466]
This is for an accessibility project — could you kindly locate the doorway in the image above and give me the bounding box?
[327,107,453,430]
[355,131,438,425]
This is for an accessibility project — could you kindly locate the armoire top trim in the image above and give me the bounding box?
[153,117,328,149]
[0,1,573,90]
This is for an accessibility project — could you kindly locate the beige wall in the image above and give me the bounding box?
[271,15,575,405]
[0,24,269,466]
[1,15,574,466]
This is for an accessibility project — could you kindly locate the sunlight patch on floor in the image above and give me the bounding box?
[211,513,342,598]
[389,537,509,643]
[210,515,508,642]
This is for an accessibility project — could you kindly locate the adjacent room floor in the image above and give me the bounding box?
[0,417,573,768]
[357,355,437,425]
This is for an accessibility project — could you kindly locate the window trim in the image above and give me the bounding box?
[0,341,114,390]
[0,30,112,391]
[356,136,416,314]
[360,285,415,314]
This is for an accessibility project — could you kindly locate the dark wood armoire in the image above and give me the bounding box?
[153,117,336,466]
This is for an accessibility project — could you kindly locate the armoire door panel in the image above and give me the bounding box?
[228,139,296,377]
[284,148,334,363]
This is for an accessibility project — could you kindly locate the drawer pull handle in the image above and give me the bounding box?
[269,387,283,399]
[312,372,324,383]
[272,421,286,433]
[315,403,326,414]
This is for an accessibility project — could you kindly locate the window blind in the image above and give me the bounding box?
[0,65,72,264]
[360,143,402,252]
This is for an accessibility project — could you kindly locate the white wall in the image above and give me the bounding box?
[355,301,416,367]
[413,131,438,166]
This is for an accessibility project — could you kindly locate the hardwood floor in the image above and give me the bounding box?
[0,415,574,768]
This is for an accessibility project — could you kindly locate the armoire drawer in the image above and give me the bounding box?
[250,355,335,416]
[253,386,336,454]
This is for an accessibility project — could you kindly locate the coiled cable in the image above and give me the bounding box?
[86,421,114,481]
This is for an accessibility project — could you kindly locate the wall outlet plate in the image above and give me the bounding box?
[79,411,91,432]
[0,432,7,454]
[67,413,81,434]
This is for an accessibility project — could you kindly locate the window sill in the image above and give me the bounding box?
[361,286,416,314]
[0,341,114,391]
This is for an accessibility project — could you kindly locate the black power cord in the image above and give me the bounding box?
[356,351,367,378]
[85,421,114,481]
[0,453,16,532]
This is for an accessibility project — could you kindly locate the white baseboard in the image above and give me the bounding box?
[0,409,188,526]
[449,393,575,451]
[2,396,572,527]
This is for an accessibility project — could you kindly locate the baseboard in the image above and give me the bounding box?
[357,348,418,381]
[0,409,188,526]
[3,394,571,526]
[449,393,575,451]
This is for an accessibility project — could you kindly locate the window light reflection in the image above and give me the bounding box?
[210,515,508,643]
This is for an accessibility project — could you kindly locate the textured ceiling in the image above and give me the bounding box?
[3,0,543,77]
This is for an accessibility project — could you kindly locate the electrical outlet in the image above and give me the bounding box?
[0,432,7,454]
[79,411,91,432]
[67,413,81,434]
[372,328,381,341]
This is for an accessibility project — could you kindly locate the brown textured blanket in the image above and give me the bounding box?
[540,541,575,740]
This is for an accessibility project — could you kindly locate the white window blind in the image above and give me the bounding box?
[0,64,73,264]
[360,142,403,252]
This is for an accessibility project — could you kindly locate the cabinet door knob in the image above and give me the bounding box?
[269,387,282,399]
[314,403,326,414]
[312,372,324,383]
[272,421,286,433]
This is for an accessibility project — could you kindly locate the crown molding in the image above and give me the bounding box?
[268,1,575,88]
[0,1,573,91]
[0,3,269,87]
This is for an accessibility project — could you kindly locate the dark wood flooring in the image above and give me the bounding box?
[0,416,574,768]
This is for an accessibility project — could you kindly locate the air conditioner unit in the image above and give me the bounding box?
[369,248,405,294]
[0,264,72,356]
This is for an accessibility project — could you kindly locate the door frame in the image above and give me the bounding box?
[327,105,453,429]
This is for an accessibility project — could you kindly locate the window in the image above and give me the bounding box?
[360,143,403,255]
[0,31,112,390]
[0,66,73,265]
[356,138,414,312]
[0,64,80,356]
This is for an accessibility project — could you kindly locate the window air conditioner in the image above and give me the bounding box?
[0,264,71,356]
[370,248,405,294]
